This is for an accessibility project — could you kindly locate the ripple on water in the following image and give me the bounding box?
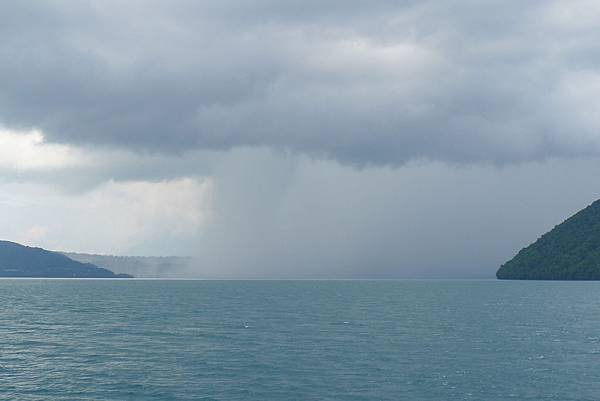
[0,279,599,400]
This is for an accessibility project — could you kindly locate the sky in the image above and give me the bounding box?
[1,0,600,278]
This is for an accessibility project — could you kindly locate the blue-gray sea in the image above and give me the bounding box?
[1,279,599,400]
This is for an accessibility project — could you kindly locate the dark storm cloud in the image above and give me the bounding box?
[1,0,600,165]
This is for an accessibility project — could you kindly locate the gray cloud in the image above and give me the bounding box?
[2,1,600,278]
[1,1,600,165]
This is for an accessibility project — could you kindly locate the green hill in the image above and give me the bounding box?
[497,200,600,280]
[0,240,132,278]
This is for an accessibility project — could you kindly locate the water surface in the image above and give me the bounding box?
[0,279,598,400]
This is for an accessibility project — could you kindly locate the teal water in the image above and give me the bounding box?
[1,280,599,400]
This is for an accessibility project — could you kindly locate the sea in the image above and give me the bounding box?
[0,279,599,401]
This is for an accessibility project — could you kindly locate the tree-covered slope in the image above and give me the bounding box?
[0,241,132,278]
[497,200,600,280]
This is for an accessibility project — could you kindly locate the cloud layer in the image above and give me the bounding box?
[2,1,600,165]
[2,2,600,277]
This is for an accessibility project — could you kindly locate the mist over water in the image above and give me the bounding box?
[187,152,600,279]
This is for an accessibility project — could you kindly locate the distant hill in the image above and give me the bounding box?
[497,200,600,280]
[0,241,132,278]
[63,253,193,278]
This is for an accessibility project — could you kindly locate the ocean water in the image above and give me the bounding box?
[1,280,599,401]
